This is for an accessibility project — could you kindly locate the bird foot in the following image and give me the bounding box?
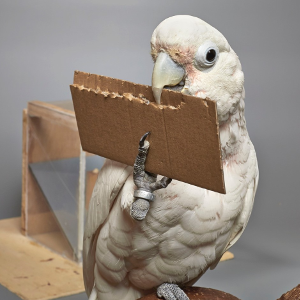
[130,198,150,221]
[130,132,172,221]
[157,283,189,300]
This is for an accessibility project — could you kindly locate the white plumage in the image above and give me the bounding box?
[83,15,259,300]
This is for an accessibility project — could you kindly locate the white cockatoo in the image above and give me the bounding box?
[83,15,259,300]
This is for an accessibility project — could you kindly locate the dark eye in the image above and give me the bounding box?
[206,49,216,62]
[194,41,219,69]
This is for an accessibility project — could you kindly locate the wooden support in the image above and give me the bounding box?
[139,286,240,300]
[21,109,28,235]
[278,284,300,300]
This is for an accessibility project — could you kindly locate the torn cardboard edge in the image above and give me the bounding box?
[70,71,225,194]
[73,85,183,110]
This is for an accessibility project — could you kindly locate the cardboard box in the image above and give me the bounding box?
[22,100,105,262]
[70,71,225,194]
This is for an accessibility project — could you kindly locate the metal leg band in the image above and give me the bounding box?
[134,189,155,202]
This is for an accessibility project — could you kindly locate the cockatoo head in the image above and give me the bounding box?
[151,15,244,124]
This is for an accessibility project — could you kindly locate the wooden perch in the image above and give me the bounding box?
[277,284,300,300]
[139,287,241,300]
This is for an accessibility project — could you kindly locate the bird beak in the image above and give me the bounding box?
[152,52,185,104]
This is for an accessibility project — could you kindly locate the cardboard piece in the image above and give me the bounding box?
[0,217,84,300]
[71,71,225,193]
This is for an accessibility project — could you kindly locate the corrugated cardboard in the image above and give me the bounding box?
[70,71,225,194]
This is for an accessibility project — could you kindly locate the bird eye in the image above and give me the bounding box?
[194,41,219,69]
[206,49,216,62]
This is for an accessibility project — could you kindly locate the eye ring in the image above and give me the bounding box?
[194,41,219,69]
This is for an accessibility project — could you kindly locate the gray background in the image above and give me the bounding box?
[0,1,299,299]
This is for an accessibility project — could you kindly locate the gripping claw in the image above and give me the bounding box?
[132,131,172,221]
[139,131,151,147]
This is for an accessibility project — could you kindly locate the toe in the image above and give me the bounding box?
[130,199,149,221]
[157,283,189,300]
[139,132,150,147]
[157,284,175,300]
[158,289,177,300]
[173,287,189,300]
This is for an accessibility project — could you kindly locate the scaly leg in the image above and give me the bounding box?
[130,132,172,221]
[157,283,189,300]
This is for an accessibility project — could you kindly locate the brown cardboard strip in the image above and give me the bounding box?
[70,71,225,194]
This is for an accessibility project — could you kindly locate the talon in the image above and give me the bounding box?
[162,177,172,187]
[139,131,151,147]
[132,131,172,222]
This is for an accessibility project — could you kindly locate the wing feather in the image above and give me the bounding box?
[226,172,259,250]
[83,159,133,296]
[210,149,259,270]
